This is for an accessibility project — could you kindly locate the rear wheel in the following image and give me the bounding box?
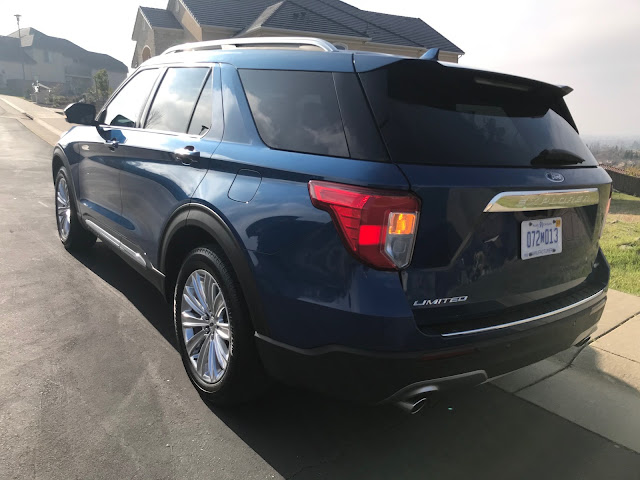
[54,168,96,251]
[174,246,267,405]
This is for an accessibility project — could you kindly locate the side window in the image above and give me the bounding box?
[187,72,213,136]
[333,73,388,162]
[103,69,158,128]
[145,67,209,133]
[239,70,349,157]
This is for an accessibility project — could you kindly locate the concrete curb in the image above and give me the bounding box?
[0,97,64,138]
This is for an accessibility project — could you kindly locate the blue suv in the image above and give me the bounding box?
[54,37,611,413]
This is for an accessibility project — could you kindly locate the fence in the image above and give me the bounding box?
[601,166,640,197]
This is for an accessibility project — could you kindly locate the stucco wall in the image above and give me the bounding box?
[25,48,69,83]
[133,19,157,67]
[1,49,126,95]
[154,29,188,56]
[0,61,28,88]
[171,0,201,42]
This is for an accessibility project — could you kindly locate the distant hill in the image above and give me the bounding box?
[585,135,640,174]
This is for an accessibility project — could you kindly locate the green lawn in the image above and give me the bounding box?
[600,192,640,295]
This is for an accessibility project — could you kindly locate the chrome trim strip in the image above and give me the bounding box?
[85,219,119,248]
[151,266,165,279]
[441,289,606,337]
[484,188,599,212]
[120,242,147,268]
[85,219,147,268]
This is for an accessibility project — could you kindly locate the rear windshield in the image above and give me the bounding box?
[359,60,597,167]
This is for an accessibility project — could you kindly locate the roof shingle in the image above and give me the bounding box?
[140,7,183,30]
[0,36,36,64]
[177,0,463,53]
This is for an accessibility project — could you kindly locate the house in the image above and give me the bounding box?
[131,0,463,68]
[0,28,127,95]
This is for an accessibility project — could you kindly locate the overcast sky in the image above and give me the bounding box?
[2,0,638,136]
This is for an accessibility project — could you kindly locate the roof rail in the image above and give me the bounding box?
[162,37,339,55]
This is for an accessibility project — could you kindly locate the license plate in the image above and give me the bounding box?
[521,217,562,260]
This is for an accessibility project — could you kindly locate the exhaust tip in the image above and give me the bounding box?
[396,396,431,414]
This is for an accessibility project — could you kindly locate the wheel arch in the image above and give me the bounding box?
[160,204,269,336]
[52,147,82,221]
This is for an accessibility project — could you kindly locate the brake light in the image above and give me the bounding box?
[308,181,420,270]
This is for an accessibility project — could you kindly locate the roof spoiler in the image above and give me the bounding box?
[420,48,440,61]
[556,85,573,96]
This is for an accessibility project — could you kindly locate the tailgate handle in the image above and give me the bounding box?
[484,188,599,213]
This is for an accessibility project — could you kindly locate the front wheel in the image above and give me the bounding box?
[54,168,96,251]
[174,246,268,405]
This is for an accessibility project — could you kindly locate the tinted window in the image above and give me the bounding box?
[240,70,349,157]
[103,69,158,128]
[145,67,209,133]
[187,71,213,136]
[360,60,597,167]
[333,73,387,162]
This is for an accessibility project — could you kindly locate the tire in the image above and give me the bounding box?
[174,245,268,405]
[54,168,96,251]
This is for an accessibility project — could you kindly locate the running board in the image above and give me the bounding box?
[84,219,147,268]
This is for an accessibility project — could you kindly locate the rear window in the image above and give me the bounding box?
[359,60,597,167]
[239,70,387,161]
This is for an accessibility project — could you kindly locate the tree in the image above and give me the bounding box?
[84,69,112,109]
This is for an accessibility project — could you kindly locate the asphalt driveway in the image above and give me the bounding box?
[1,103,639,480]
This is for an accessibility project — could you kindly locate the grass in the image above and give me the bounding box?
[600,192,640,295]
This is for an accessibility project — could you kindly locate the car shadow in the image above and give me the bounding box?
[68,241,640,479]
[69,241,177,349]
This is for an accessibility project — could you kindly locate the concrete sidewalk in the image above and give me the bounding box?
[0,94,71,146]
[493,289,640,453]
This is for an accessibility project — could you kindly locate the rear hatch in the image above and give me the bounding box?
[357,57,611,335]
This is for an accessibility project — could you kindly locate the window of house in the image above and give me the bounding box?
[102,69,159,128]
[43,50,53,63]
[239,69,349,157]
[145,67,210,133]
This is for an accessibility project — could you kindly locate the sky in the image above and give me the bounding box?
[1,0,638,136]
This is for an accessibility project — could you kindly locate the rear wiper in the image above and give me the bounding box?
[531,149,586,166]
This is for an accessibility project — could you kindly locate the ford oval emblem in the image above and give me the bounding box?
[546,172,565,183]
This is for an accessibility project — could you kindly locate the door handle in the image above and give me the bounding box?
[174,146,200,165]
[106,139,119,151]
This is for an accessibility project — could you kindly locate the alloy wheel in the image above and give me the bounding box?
[181,269,231,384]
[56,177,71,241]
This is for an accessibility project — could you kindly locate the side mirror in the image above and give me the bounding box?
[64,102,97,125]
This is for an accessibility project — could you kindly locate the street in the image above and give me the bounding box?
[1,101,639,480]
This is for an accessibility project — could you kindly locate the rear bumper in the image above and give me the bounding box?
[255,290,606,404]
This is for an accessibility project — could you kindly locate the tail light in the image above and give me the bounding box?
[308,180,420,270]
[605,186,612,221]
[598,186,613,240]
